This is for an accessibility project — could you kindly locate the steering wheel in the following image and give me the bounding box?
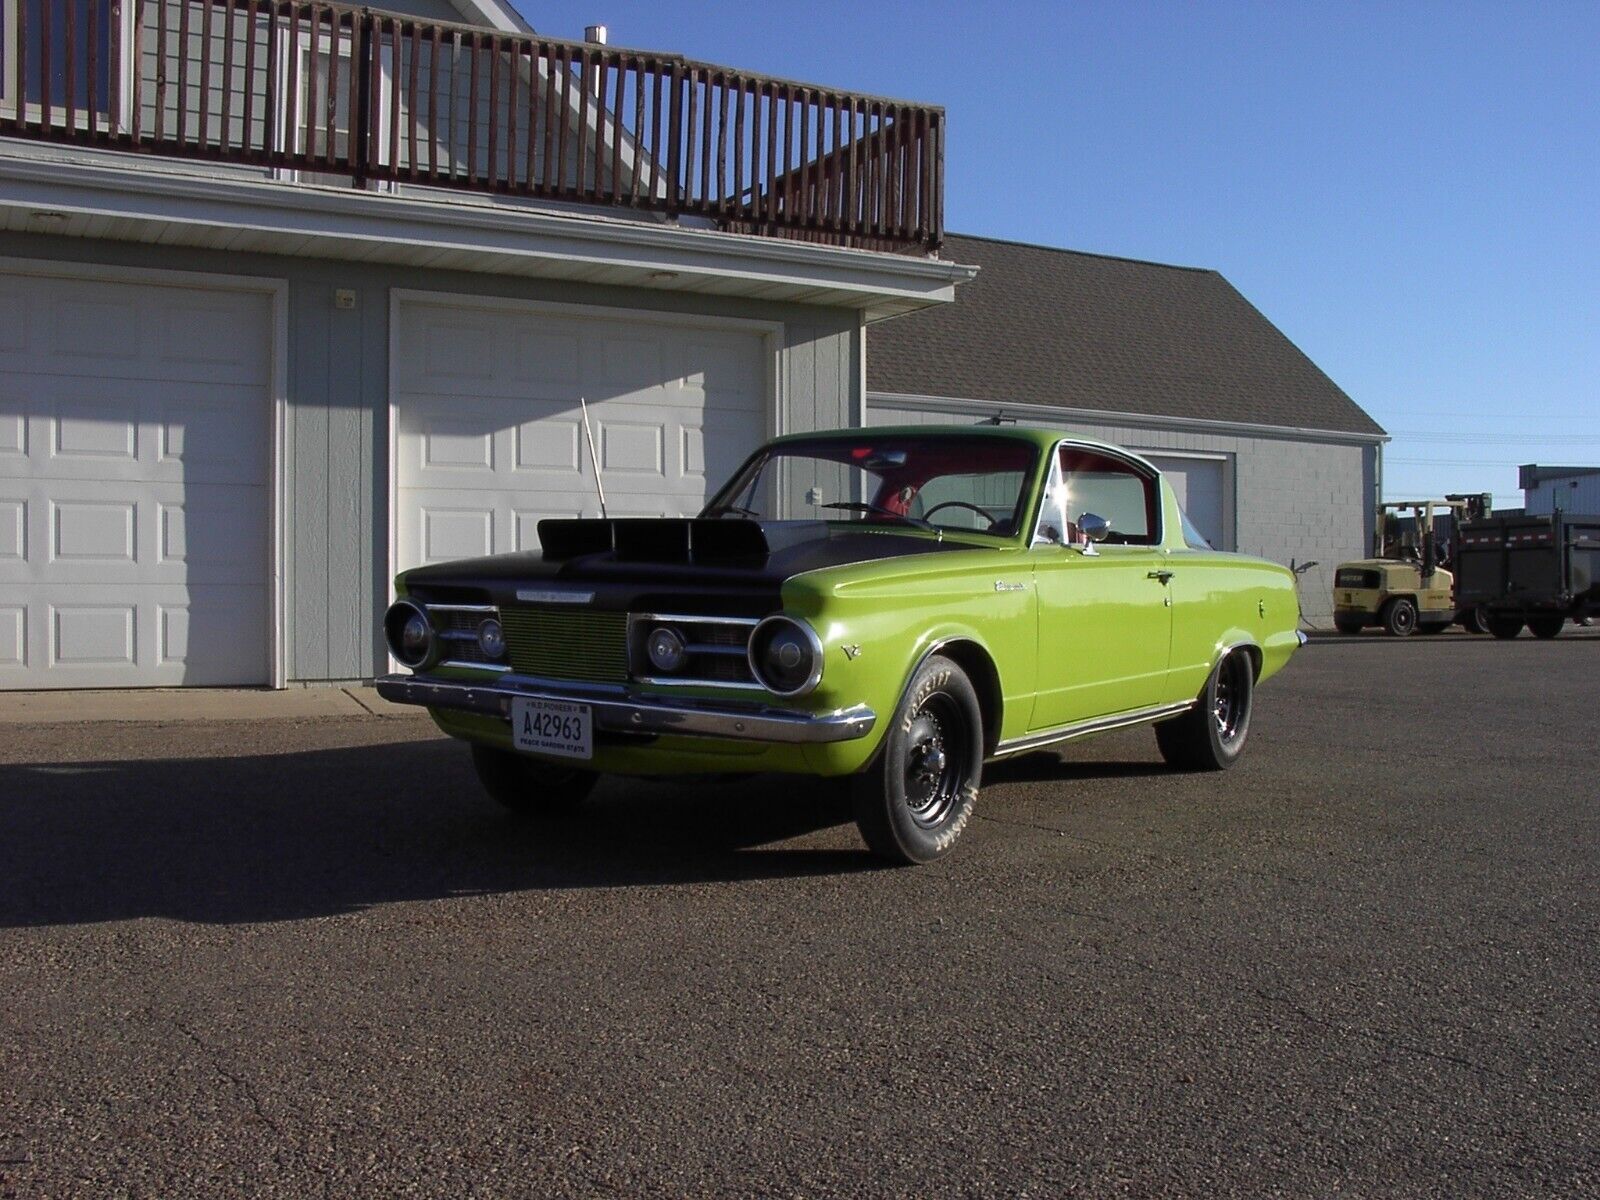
[921,500,1000,530]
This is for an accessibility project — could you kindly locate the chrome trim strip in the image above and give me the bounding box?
[440,660,513,674]
[634,612,762,627]
[375,673,876,745]
[635,675,767,692]
[424,603,499,614]
[994,700,1196,758]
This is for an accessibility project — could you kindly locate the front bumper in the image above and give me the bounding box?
[375,673,877,745]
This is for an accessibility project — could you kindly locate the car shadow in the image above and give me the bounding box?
[0,740,877,929]
[985,752,1173,786]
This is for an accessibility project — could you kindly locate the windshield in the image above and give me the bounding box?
[703,435,1040,538]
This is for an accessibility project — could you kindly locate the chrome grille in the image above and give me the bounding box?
[502,607,630,683]
[426,604,499,668]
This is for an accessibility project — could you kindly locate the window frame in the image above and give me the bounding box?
[0,0,16,117]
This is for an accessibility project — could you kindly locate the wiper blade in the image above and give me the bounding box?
[820,502,934,530]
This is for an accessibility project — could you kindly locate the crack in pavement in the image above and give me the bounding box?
[172,1017,290,1143]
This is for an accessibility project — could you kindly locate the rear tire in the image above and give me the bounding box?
[1333,615,1364,635]
[1382,597,1418,637]
[1528,616,1565,640]
[851,655,983,865]
[1155,650,1254,772]
[1462,606,1492,635]
[471,744,598,816]
[1487,616,1524,640]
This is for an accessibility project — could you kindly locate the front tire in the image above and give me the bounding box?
[1528,616,1565,639]
[1156,650,1255,771]
[471,744,598,816]
[851,655,983,865]
[1382,597,1418,637]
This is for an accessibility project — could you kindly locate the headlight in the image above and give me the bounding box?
[646,626,687,673]
[384,600,435,669]
[478,617,506,660]
[748,616,823,697]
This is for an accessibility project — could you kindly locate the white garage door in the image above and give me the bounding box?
[1143,454,1229,550]
[0,270,273,689]
[395,299,769,569]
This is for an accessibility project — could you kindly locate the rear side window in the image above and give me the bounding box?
[1180,509,1213,550]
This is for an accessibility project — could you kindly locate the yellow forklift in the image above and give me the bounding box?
[1332,496,1492,636]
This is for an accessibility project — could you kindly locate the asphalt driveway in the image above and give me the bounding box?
[2,632,1596,1197]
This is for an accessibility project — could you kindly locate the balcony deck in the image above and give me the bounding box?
[0,0,944,254]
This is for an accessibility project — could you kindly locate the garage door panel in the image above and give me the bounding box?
[0,271,272,689]
[515,418,580,474]
[0,605,23,666]
[419,505,496,564]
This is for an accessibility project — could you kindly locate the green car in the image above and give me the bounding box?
[378,425,1305,864]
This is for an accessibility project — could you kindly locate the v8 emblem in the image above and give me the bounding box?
[841,644,862,660]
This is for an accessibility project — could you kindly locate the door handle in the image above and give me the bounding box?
[1147,570,1175,584]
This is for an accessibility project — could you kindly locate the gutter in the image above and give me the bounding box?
[0,143,977,312]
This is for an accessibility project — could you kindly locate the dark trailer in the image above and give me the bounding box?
[1455,512,1600,639]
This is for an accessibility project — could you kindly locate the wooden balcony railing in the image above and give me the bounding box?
[1,0,945,252]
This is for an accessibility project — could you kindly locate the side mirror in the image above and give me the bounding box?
[1079,513,1110,542]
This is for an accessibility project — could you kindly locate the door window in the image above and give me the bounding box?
[1036,446,1161,546]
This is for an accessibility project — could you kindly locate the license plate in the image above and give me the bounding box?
[511,698,593,761]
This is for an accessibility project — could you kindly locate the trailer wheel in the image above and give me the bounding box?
[1462,606,1492,635]
[1487,616,1523,640]
[1381,597,1418,637]
[1528,616,1564,640]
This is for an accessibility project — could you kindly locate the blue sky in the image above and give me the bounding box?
[522,1,1598,508]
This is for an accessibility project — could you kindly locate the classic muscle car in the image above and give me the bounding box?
[378,425,1305,863]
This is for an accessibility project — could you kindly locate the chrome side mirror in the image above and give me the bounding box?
[1077,512,1109,554]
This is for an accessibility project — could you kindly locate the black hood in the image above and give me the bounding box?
[400,518,972,613]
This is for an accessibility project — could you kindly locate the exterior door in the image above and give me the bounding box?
[1027,444,1174,731]
[0,269,273,689]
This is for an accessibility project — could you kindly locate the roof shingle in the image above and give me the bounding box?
[868,234,1386,437]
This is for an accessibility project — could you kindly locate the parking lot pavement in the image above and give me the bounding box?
[2,636,1596,1198]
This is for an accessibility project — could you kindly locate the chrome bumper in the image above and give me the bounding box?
[375,673,877,745]
[1296,630,1309,646]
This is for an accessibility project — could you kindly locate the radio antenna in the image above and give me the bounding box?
[579,397,608,519]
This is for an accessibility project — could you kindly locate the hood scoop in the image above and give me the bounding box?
[538,518,829,566]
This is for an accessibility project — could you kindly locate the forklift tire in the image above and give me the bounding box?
[1487,616,1523,640]
[1381,597,1418,637]
[1528,616,1565,640]
[1462,606,1492,635]
[1333,616,1364,636]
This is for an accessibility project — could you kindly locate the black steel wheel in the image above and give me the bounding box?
[470,744,598,816]
[1463,606,1492,635]
[1382,597,1418,637]
[1487,616,1524,640]
[852,654,983,864]
[1528,616,1565,640]
[1155,649,1255,772]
